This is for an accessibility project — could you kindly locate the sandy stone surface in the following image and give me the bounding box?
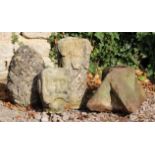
[0,32,12,42]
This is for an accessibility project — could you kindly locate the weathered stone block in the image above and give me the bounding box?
[7,45,45,106]
[14,37,50,57]
[87,66,146,113]
[57,37,93,109]
[38,67,69,113]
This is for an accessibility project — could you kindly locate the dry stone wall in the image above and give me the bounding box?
[0,32,52,81]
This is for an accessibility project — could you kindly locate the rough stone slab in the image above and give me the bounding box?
[87,66,146,113]
[14,36,50,57]
[58,37,93,69]
[38,67,69,113]
[0,32,12,42]
[57,37,93,109]
[87,78,112,112]
[21,32,51,39]
[7,45,45,106]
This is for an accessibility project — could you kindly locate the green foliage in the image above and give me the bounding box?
[88,62,97,75]
[138,75,146,81]
[136,32,155,77]
[11,33,24,46]
[48,32,155,78]
[11,32,18,44]
[48,33,65,64]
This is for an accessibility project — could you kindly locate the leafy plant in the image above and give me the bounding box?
[48,32,155,79]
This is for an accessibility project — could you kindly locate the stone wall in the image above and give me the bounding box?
[0,33,14,81]
[0,32,52,81]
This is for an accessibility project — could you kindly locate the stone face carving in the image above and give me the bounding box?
[58,37,92,70]
[87,66,146,113]
[38,37,93,112]
[38,67,69,112]
[7,45,45,106]
[57,37,93,109]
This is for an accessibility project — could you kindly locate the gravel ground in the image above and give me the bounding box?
[1,81,155,122]
[0,93,155,122]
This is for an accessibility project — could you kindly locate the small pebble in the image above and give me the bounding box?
[35,113,42,120]
[62,114,70,121]
[41,112,49,122]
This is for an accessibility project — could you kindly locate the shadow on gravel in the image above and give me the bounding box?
[0,81,43,112]
[80,88,95,111]
[0,80,129,117]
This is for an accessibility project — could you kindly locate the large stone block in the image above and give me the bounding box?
[57,37,93,109]
[39,37,94,112]
[38,67,70,113]
[58,37,92,69]
[7,45,45,106]
[87,66,146,113]
[14,36,50,57]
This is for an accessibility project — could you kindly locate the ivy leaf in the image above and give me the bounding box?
[94,32,104,42]
[138,75,146,81]
[89,63,96,75]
